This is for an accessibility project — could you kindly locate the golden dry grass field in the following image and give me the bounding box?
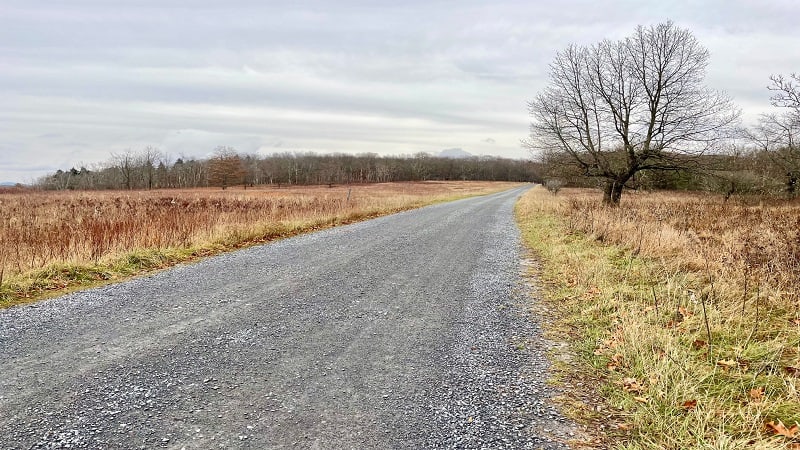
[0,181,522,307]
[517,187,800,449]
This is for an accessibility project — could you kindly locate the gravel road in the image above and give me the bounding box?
[0,186,573,449]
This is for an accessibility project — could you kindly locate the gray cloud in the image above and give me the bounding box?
[1,0,798,182]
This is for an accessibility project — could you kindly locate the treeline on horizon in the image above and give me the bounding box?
[30,146,799,198]
[34,148,540,191]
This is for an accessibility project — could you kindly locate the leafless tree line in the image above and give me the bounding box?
[36,147,539,191]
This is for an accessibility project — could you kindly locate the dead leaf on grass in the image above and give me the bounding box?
[622,377,644,393]
[692,339,707,350]
[585,286,602,298]
[749,387,765,402]
[607,353,625,371]
[680,399,697,411]
[633,396,649,404]
[765,420,799,438]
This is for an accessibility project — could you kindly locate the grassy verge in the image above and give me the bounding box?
[1,181,522,308]
[1,214,374,307]
[516,186,800,449]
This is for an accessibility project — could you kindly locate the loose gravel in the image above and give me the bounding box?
[0,185,573,449]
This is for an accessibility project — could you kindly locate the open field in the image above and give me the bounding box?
[516,187,800,449]
[0,181,522,307]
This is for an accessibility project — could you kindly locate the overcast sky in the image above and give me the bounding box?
[1,0,798,183]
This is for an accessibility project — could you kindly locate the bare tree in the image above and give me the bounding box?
[527,21,739,205]
[750,74,800,196]
[139,146,163,190]
[749,113,799,195]
[111,149,137,190]
[769,73,800,112]
[208,146,245,189]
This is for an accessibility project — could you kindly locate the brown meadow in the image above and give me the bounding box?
[562,189,800,299]
[517,187,800,449]
[0,181,521,306]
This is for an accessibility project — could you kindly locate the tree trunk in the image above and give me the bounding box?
[787,172,797,198]
[602,179,625,206]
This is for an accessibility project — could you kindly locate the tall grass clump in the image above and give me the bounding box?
[516,186,800,449]
[0,181,521,306]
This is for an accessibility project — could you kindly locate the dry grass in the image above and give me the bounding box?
[516,187,800,449]
[563,189,800,297]
[0,181,521,307]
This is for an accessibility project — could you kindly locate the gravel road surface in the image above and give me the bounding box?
[0,186,573,449]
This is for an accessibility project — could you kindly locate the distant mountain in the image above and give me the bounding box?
[0,181,17,187]
[437,148,473,159]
